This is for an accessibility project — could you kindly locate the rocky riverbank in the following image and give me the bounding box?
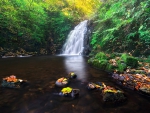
[0,47,49,58]
[88,52,150,96]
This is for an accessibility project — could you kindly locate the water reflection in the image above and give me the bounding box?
[63,55,88,81]
[0,56,150,113]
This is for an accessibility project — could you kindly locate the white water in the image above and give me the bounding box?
[62,20,88,55]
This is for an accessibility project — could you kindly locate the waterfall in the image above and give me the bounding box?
[62,20,88,55]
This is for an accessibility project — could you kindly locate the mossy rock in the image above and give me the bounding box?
[109,52,122,59]
[117,60,127,73]
[106,64,117,72]
[93,59,99,67]
[95,52,107,60]
[97,60,108,70]
[88,58,93,64]
[117,63,127,73]
[87,59,91,64]
[120,53,138,68]
[126,56,138,68]
[88,58,108,70]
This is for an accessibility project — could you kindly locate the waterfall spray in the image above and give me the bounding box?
[62,20,88,55]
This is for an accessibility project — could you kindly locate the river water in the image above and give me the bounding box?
[0,56,150,113]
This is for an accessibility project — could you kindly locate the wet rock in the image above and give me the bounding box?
[83,22,92,55]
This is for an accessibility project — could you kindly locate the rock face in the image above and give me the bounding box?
[82,20,92,55]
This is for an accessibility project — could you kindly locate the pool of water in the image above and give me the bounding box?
[0,55,150,113]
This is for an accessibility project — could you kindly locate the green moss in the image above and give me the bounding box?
[117,62,127,73]
[88,58,93,64]
[106,64,117,72]
[126,56,138,68]
[88,57,108,70]
[109,52,122,59]
[88,52,140,73]
[144,56,150,63]
[120,53,139,68]
[95,52,107,60]
[120,53,129,62]
[93,59,99,67]
[97,60,108,70]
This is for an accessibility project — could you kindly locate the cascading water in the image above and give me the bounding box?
[62,20,88,55]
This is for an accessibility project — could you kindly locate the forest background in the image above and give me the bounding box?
[0,0,149,57]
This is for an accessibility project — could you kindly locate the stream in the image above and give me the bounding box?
[0,55,150,113]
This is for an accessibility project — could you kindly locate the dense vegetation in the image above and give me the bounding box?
[90,0,150,57]
[87,0,150,78]
[0,0,100,55]
[0,0,149,57]
[88,52,140,73]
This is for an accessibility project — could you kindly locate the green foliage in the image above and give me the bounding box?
[109,52,122,59]
[47,11,72,45]
[120,53,138,68]
[0,0,100,53]
[91,0,150,56]
[98,60,108,70]
[92,59,99,67]
[105,64,117,72]
[88,58,108,70]
[88,57,94,64]
[145,56,150,63]
[0,0,48,50]
[117,61,127,73]
[95,52,107,60]
[126,56,138,68]
[120,53,129,62]
[88,52,139,72]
